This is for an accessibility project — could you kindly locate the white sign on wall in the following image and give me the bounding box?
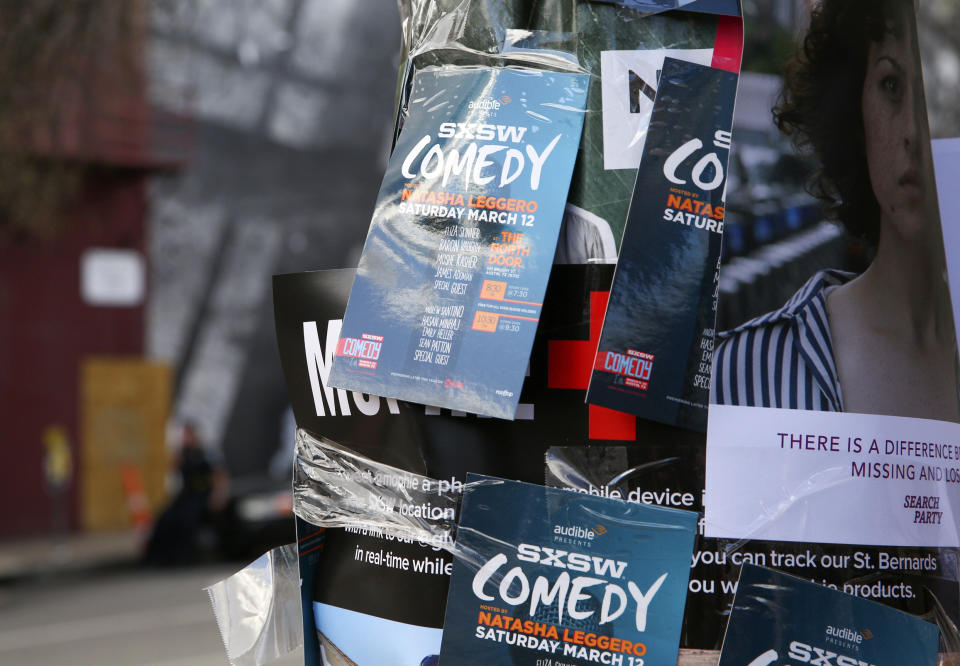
[80,248,145,307]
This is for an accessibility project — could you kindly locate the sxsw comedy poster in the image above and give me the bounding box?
[328,66,587,420]
[438,475,697,665]
[718,565,939,666]
[587,59,738,432]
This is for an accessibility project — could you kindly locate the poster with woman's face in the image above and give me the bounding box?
[712,0,957,420]
[704,0,960,631]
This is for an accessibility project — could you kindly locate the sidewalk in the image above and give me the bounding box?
[0,530,141,581]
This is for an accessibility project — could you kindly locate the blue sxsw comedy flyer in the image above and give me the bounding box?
[586,58,738,433]
[718,565,939,666]
[438,475,698,665]
[328,66,587,419]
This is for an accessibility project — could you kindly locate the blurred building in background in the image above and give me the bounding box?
[0,0,399,543]
[0,1,184,539]
[146,0,398,477]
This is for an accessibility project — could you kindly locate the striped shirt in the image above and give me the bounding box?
[711,269,855,411]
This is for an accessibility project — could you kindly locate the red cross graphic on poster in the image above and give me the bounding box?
[548,291,636,440]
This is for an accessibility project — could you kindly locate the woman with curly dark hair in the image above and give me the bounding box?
[711,0,959,421]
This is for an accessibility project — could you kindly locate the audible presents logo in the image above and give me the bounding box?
[552,524,607,543]
[468,97,503,111]
[744,621,875,665]
[825,625,872,646]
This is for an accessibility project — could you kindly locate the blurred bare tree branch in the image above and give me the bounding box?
[0,0,142,240]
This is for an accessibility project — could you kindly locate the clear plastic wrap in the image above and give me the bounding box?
[291,427,559,580]
[293,429,458,550]
[393,0,743,262]
[206,543,303,666]
[393,0,582,150]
